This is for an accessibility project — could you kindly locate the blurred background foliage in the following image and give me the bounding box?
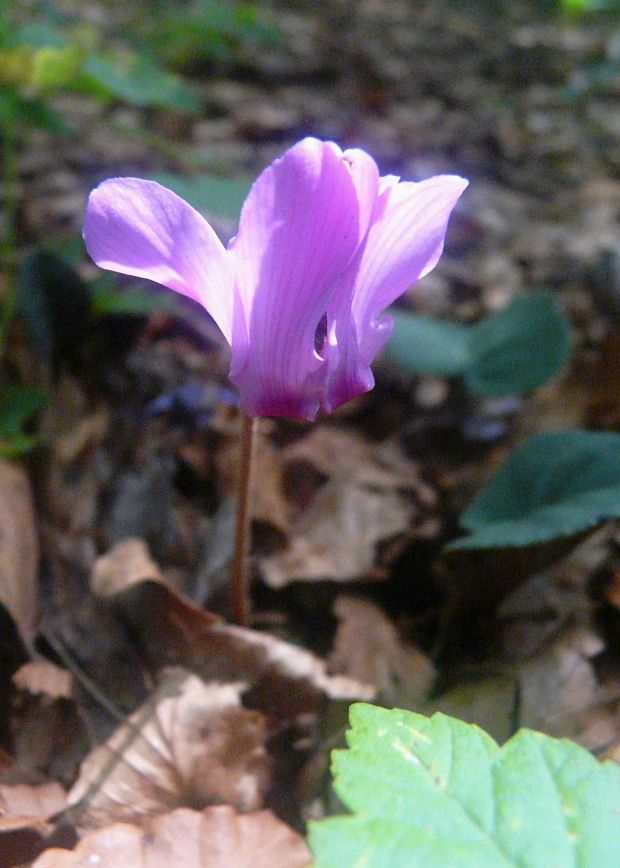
[0,0,619,458]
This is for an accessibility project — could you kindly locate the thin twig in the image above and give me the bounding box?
[230,414,259,625]
[42,628,127,725]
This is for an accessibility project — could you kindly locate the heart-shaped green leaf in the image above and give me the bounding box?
[387,291,570,396]
[451,430,620,549]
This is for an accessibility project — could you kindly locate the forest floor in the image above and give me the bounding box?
[2,0,620,864]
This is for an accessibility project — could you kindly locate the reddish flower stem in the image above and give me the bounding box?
[230,414,258,625]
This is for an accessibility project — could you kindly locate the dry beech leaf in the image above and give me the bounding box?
[260,476,413,587]
[109,584,375,718]
[0,782,68,867]
[12,660,73,701]
[0,457,39,641]
[67,671,269,830]
[328,596,436,705]
[217,422,290,534]
[516,626,605,742]
[260,428,434,587]
[33,805,311,867]
[0,781,67,819]
[91,538,163,597]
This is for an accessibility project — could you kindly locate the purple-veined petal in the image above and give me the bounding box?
[226,138,370,419]
[323,174,468,412]
[84,178,234,342]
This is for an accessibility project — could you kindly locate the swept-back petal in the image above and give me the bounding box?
[227,138,369,419]
[84,178,234,342]
[324,174,467,411]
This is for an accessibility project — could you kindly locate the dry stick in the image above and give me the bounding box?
[230,414,259,625]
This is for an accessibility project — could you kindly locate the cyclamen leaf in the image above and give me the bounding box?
[309,704,620,868]
[148,172,252,222]
[451,430,620,549]
[386,291,570,396]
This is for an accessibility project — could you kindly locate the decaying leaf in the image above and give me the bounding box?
[107,578,375,718]
[216,420,290,534]
[0,457,39,642]
[32,805,311,867]
[328,596,436,705]
[260,428,435,587]
[517,626,604,740]
[0,781,67,819]
[0,782,68,867]
[91,537,163,597]
[12,661,73,701]
[67,671,269,830]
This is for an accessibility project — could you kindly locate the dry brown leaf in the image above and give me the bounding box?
[260,429,433,587]
[328,596,436,705]
[0,781,67,819]
[110,584,375,718]
[12,661,73,701]
[67,671,269,830]
[91,538,163,597]
[217,421,290,534]
[33,805,311,867]
[517,626,604,739]
[0,782,68,867]
[0,457,39,642]
[260,476,413,587]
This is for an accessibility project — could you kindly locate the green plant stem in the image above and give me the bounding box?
[0,120,18,356]
[230,414,258,625]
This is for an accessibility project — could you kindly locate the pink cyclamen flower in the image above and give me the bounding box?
[84,138,467,420]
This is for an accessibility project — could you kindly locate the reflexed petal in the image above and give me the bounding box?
[226,138,366,419]
[342,148,380,245]
[324,174,467,412]
[84,178,234,342]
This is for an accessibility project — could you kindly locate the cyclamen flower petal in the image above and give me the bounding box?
[84,138,467,420]
[84,178,234,341]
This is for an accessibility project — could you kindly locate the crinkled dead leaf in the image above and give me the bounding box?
[517,625,604,740]
[33,805,311,867]
[0,782,69,867]
[328,596,436,705]
[217,420,289,534]
[67,671,269,830]
[260,429,435,587]
[0,457,39,641]
[0,781,67,819]
[12,661,73,701]
[109,582,375,718]
[91,537,163,597]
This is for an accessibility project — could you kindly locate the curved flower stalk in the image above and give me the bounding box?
[84,137,467,420]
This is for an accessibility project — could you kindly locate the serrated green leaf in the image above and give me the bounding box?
[385,292,570,397]
[148,172,251,221]
[309,704,620,868]
[451,430,620,549]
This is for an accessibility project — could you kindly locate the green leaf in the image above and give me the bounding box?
[0,87,68,132]
[17,250,92,364]
[309,704,620,868]
[387,310,470,376]
[385,291,570,396]
[148,172,251,221]
[0,385,46,437]
[451,430,620,549]
[0,384,46,457]
[90,278,179,316]
[465,291,571,396]
[78,52,199,112]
